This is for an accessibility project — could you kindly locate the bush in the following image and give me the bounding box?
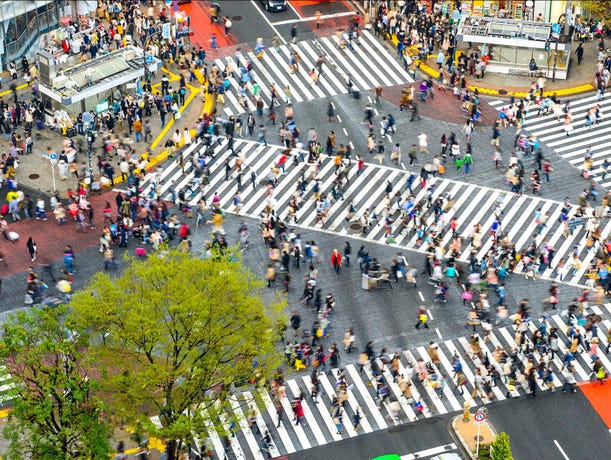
[491,432,514,460]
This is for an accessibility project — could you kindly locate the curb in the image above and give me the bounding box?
[450,415,473,459]
[451,414,497,459]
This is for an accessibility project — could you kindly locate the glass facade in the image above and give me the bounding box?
[0,1,62,71]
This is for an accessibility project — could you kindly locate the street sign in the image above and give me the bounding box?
[95,100,109,114]
[552,23,561,34]
[48,152,57,164]
[145,54,153,65]
[473,410,486,424]
[162,22,171,39]
[165,0,171,5]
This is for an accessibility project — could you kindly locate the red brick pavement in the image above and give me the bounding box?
[0,190,118,276]
[180,1,238,51]
[382,84,499,127]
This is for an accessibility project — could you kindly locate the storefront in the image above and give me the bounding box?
[456,16,572,79]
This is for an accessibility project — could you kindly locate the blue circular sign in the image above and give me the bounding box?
[49,153,57,160]
[145,54,153,65]
[552,23,561,34]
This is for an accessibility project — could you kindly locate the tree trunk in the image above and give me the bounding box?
[166,439,178,460]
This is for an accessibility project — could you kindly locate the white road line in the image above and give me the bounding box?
[554,440,570,460]
[401,443,458,460]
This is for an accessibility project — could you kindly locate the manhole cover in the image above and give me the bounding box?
[232,16,243,21]
[473,435,484,442]
[29,174,40,180]
[498,89,508,95]
[348,222,363,234]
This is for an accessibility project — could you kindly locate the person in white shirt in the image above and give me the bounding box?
[183,127,191,146]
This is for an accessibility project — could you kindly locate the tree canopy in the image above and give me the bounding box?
[0,305,111,460]
[579,1,611,24]
[70,249,286,459]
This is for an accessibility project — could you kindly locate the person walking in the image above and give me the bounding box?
[291,397,304,425]
[575,43,584,65]
[290,24,298,44]
[415,305,429,329]
[330,248,342,274]
[343,241,352,267]
[63,246,75,275]
[103,247,117,270]
[26,237,37,262]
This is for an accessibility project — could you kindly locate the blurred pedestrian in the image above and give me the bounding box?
[26,236,37,262]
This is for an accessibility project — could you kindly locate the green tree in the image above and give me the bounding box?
[70,250,286,460]
[580,1,611,24]
[491,432,514,460]
[0,305,111,460]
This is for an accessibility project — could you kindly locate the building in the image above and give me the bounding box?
[456,15,572,79]
[37,45,161,115]
[436,1,577,24]
[0,1,96,73]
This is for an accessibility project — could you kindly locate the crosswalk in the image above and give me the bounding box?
[489,95,611,187]
[131,137,607,287]
[212,29,413,117]
[189,305,611,459]
[0,364,16,407]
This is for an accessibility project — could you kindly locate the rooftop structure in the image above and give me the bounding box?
[37,45,161,108]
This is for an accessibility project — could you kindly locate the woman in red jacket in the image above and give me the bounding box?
[330,248,342,274]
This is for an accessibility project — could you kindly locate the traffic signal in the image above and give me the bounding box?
[545,40,550,51]
[87,130,96,143]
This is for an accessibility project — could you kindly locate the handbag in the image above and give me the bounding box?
[174,111,182,119]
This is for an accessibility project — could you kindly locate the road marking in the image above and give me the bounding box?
[418,291,425,302]
[554,440,570,460]
[272,11,356,26]
[250,0,287,44]
[401,162,406,170]
[349,141,354,149]
[367,96,372,103]
[427,309,434,320]
[435,328,442,339]
[401,443,457,459]
[336,114,342,123]
[343,127,348,136]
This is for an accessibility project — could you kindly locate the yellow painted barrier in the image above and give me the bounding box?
[0,82,29,98]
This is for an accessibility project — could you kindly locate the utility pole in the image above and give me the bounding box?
[87,129,96,185]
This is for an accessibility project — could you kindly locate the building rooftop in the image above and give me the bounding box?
[458,16,551,41]
[37,46,161,106]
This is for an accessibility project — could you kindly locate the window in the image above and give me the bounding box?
[490,45,516,64]
[4,20,16,44]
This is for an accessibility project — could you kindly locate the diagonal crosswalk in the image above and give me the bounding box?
[186,306,611,459]
[488,95,611,187]
[130,137,609,287]
[212,30,414,117]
